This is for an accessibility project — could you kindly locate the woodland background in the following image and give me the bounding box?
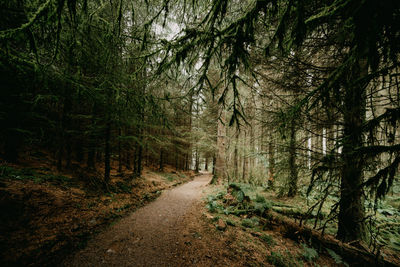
[1,0,400,265]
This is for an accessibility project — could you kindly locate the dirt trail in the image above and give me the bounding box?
[63,173,212,267]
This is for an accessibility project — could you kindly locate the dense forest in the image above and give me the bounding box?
[1,0,400,266]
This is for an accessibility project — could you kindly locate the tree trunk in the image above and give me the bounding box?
[212,155,216,175]
[66,136,72,169]
[104,121,111,183]
[268,140,275,189]
[195,147,200,173]
[159,149,164,171]
[4,130,19,163]
[76,140,84,163]
[249,115,255,181]
[57,144,63,171]
[133,145,138,175]
[242,131,248,182]
[87,145,95,169]
[337,59,368,242]
[212,109,226,184]
[175,146,178,171]
[118,127,122,174]
[234,130,239,180]
[287,118,298,197]
[125,151,131,170]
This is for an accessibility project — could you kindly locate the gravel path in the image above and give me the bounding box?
[63,173,211,267]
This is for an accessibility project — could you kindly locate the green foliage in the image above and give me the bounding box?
[0,166,35,180]
[226,219,236,226]
[254,194,266,203]
[241,217,259,228]
[0,165,73,185]
[160,173,176,182]
[266,250,298,267]
[206,195,223,213]
[230,186,245,203]
[215,190,226,199]
[301,243,318,262]
[375,225,400,252]
[326,248,349,267]
[115,181,131,193]
[260,234,275,246]
[241,218,254,228]
[253,202,272,216]
[211,215,220,222]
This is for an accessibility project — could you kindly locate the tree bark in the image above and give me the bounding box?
[287,117,298,197]
[159,149,164,171]
[195,147,200,173]
[242,130,248,182]
[118,127,122,174]
[104,120,111,183]
[233,130,239,180]
[212,110,227,184]
[337,59,368,242]
[268,140,275,189]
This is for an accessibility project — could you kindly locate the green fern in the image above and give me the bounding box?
[301,243,318,262]
[326,248,348,266]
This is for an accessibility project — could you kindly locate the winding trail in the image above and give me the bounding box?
[64,173,212,266]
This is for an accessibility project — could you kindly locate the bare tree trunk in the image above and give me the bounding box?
[234,130,239,180]
[87,144,95,169]
[212,155,216,176]
[242,131,248,182]
[287,118,298,197]
[249,118,255,181]
[268,140,275,189]
[104,120,111,184]
[337,59,367,242]
[118,127,122,174]
[212,109,226,184]
[195,148,200,172]
[159,149,164,171]
[125,151,131,170]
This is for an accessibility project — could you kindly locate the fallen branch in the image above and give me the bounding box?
[272,206,324,220]
[264,211,398,267]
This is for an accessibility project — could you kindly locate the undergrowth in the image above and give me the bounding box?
[0,165,76,186]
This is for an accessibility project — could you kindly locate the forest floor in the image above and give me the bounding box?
[63,173,338,267]
[0,155,194,266]
[2,155,399,266]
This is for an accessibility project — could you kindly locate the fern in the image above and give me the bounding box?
[301,243,318,262]
[326,248,348,266]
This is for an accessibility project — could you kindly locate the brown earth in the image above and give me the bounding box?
[0,160,194,266]
[62,173,338,267]
[63,173,216,266]
[1,161,373,267]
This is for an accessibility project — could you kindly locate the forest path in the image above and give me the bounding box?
[63,172,212,267]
